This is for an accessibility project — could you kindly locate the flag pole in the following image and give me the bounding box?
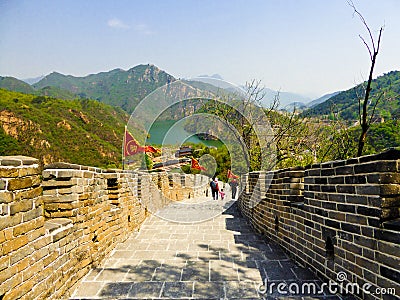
[122,126,126,170]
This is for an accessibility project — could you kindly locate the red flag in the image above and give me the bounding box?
[145,145,161,154]
[124,128,145,156]
[191,157,206,171]
[124,128,161,156]
[227,170,239,179]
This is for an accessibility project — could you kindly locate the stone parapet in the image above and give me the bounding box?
[0,156,45,300]
[238,148,400,299]
[0,158,209,300]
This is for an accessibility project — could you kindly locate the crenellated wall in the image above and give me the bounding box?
[0,157,209,300]
[2,150,399,300]
[238,149,400,299]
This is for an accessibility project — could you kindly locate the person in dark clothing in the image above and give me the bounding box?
[229,179,238,199]
[210,177,219,200]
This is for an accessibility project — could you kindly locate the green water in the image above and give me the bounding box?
[147,120,222,147]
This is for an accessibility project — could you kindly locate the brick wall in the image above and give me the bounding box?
[0,156,44,300]
[0,157,209,300]
[238,149,400,299]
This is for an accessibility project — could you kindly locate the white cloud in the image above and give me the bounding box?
[134,23,155,35]
[107,18,130,29]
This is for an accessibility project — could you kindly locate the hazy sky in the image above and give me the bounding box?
[1,0,399,98]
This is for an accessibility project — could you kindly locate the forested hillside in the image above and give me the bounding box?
[0,76,79,100]
[304,71,400,120]
[0,89,129,168]
[1,65,175,114]
[0,76,36,94]
[33,64,175,113]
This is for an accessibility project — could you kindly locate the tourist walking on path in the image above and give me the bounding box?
[219,188,225,200]
[210,177,219,200]
[229,178,238,199]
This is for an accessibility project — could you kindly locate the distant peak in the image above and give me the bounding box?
[43,71,67,79]
[126,64,157,72]
[132,63,158,69]
[21,75,45,85]
[198,74,224,80]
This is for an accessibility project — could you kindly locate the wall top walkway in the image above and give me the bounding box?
[71,200,340,300]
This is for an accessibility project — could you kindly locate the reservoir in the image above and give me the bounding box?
[147,120,222,147]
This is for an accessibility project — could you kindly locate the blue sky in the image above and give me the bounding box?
[0,0,399,97]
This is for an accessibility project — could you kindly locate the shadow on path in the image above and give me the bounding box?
[70,201,347,299]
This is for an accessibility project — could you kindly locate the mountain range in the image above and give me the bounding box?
[2,65,399,120]
[1,64,177,114]
[307,91,341,108]
[304,70,400,120]
[1,65,320,113]
[274,91,341,113]
[1,64,399,167]
[259,87,312,108]
[22,75,45,85]
[0,76,36,94]
[32,64,175,113]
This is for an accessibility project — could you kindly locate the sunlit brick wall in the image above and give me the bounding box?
[0,157,209,300]
[238,149,400,300]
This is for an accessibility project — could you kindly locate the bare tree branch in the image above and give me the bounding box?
[348,1,384,156]
[348,0,376,51]
[359,35,373,60]
[367,91,385,127]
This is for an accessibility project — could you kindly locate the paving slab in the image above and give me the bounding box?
[193,281,225,299]
[226,281,261,299]
[99,282,133,298]
[128,282,164,298]
[153,266,183,281]
[161,282,194,298]
[72,281,104,298]
[70,199,339,299]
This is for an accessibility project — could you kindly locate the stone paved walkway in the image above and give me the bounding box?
[70,198,342,299]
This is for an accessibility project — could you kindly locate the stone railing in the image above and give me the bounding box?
[238,149,400,299]
[0,157,209,300]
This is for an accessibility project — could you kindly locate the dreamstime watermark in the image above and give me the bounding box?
[257,271,397,297]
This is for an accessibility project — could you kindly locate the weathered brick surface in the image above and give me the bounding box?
[238,148,400,299]
[0,157,209,300]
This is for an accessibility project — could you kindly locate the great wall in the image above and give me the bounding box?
[238,148,400,299]
[0,157,209,299]
[0,149,399,299]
